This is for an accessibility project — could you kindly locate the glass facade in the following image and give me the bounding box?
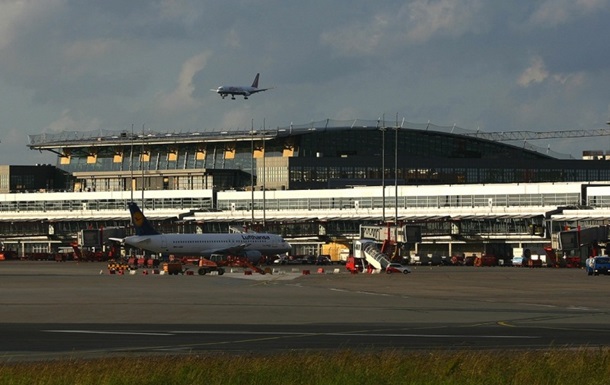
[27,126,610,192]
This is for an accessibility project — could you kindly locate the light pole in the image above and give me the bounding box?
[141,124,145,209]
[606,120,610,140]
[262,120,266,230]
[130,124,134,202]
[379,118,386,224]
[394,116,404,241]
[250,122,255,228]
[394,122,399,227]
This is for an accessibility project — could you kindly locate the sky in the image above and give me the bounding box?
[1,0,610,165]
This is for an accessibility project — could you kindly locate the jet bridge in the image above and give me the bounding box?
[353,239,392,271]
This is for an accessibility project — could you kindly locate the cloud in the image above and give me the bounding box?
[0,1,609,165]
[404,0,485,43]
[320,13,390,56]
[320,0,486,56]
[224,28,241,48]
[518,56,588,91]
[0,0,64,50]
[157,51,211,112]
[156,0,203,25]
[220,108,254,130]
[64,39,114,62]
[529,0,610,27]
[44,109,102,133]
[518,56,549,87]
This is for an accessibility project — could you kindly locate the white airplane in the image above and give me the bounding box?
[211,73,272,100]
[118,202,291,262]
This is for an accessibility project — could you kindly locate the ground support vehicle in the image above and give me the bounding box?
[450,255,465,265]
[585,256,610,276]
[315,255,332,265]
[345,256,364,273]
[474,255,497,267]
[197,258,225,275]
[386,263,412,274]
[321,242,350,264]
[72,243,113,262]
[164,262,187,275]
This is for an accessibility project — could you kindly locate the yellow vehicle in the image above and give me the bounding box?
[321,242,350,264]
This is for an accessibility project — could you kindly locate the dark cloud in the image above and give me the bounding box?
[0,0,609,165]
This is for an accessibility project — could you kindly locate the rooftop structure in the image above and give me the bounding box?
[27,119,610,192]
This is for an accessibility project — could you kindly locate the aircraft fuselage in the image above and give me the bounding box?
[124,232,291,257]
[213,73,269,100]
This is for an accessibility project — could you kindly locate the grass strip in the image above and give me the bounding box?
[1,349,609,385]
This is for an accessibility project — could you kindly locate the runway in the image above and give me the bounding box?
[1,261,609,361]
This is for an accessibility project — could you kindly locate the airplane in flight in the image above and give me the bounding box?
[117,202,291,263]
[211,73,272,100]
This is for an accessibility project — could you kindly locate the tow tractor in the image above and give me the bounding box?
[197,258,225,275]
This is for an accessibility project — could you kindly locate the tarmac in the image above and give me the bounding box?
[1,261,610,360]
[1,261,609,324]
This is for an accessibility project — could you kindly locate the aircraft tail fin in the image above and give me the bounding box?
[128,202,160,236]
[251,73,260,88]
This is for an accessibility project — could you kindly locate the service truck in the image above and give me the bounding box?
[585,256,610,276]
[321,242,351,264]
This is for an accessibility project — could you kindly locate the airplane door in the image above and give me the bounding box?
[160,235,167,251]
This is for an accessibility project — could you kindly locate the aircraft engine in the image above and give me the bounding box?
[243,250,262,263]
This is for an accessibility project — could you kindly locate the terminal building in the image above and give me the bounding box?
[1,119,609,260]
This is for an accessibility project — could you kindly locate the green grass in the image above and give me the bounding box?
[1,349,609,385]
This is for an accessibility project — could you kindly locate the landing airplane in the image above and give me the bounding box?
[117,202,291,262]
[211,73,272,100]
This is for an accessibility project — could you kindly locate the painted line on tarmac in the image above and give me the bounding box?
[329,288,392,297]
[168,330,538,339]
[44,330,173,336]
[43,329,539,340]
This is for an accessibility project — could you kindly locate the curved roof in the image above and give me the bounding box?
[28,118,570,159]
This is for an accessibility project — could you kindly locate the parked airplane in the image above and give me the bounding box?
[118,202,291,262]
[211,73,272,100]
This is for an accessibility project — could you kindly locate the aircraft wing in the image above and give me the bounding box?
[123,236,152,247]
[204,243,249,256]
[108,237,124,244]
[251,87,273,94]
